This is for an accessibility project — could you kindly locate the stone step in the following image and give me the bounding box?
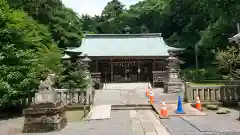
[111,104,153,110]
[112,104,152,107]
[112,107,153,110]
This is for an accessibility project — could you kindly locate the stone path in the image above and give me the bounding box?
[103,83,149,90]
[130,110,170,135]
[94,89,149,105]
[87,105,111,120]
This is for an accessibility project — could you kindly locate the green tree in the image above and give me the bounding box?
[7,0,84,48]
[0,0,62,107]
[215,46,240,79]
[101,0,124,20]
[117,0,240,69]
[97,0,126,33]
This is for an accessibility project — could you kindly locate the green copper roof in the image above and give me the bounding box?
[65,33,183,57]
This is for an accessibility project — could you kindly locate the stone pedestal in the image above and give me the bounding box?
[164,82,184,93]
[22,101,67,133]
[22,91,67,133]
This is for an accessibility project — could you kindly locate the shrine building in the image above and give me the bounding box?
[62,33,183,85]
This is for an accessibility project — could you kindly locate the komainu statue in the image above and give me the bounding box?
[38,74,56,91]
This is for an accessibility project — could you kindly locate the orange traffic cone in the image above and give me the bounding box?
[146,82,152,97]
[196,96,202,111]
[149,90,154,104]
[160,100,169,118]
[145,88,149,97]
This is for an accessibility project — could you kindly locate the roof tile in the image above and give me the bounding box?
[65,33,183,57]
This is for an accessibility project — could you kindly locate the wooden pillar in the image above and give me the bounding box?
[153,59,156,71]
[138,60,140,82]
[111,60,113,82]
[95,59,98,72]
[124,61,126,81]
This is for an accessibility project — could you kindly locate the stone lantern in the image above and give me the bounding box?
[65,49,82,64]
[80,53,92,82]
[61,53,71,67]
[81,53,92,71]
[81,53,93,105]
[164,49,185,94]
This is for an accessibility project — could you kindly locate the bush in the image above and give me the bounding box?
[55,62,89,90]
[181,67,222,82]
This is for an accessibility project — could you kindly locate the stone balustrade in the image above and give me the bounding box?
[184,83,240,104]
[25,87,95,107]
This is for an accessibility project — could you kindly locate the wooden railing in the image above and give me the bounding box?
[185,83,240,103]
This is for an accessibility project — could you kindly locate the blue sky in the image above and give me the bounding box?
[61,0,141,16]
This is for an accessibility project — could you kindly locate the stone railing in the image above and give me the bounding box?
[25,87,95,107]
[55,89,94,105]
[185,83,240,104]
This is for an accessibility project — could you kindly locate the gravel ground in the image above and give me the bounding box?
[0,117,24,135]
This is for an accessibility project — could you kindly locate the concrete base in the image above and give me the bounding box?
[164,81,185,94]
[152,103,206,117]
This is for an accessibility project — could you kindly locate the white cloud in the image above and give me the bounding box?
[61,0,141,16]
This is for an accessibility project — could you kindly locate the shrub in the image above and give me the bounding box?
[56,62,89,90]
[181,67,222,82]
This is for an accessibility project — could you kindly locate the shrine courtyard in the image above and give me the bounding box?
[1,83,240,135]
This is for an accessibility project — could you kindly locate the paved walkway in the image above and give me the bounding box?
[131,110,169,135]
[93,89,149,105]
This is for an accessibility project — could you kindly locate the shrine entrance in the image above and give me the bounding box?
[97,59,156,83]
[113,61,138,83]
